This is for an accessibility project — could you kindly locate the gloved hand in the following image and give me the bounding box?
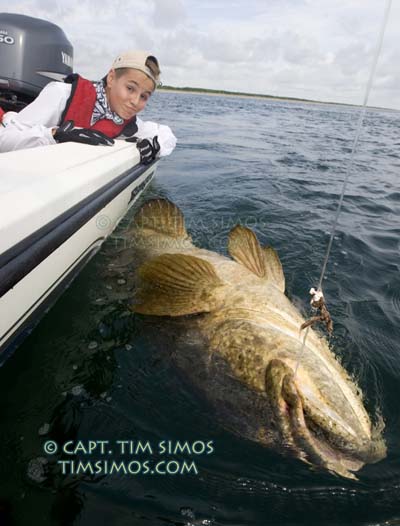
[125,136,160,164]
[54,120,114,146]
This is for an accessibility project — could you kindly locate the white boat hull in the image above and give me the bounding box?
[0,140,157,362]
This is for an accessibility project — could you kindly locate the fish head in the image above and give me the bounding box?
[210,318,386,479]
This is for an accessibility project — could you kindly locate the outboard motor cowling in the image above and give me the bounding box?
[0,12,73,111]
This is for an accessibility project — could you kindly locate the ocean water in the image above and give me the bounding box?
[0,92,399,526]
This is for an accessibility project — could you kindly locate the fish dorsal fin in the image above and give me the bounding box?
[228,225,267,278]
[132,253,224,316]
[227,225,286,292]
[132,198,187,238]
[262,246,285,292]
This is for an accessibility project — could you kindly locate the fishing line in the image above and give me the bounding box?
[294,0,393,377]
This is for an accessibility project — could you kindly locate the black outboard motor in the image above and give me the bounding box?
[0,13,73,112]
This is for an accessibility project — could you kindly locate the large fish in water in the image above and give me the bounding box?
[127,198,386,479]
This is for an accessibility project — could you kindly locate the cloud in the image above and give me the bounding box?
[1,0,399,109]
[334,42,372,77]
[152,0,186,28]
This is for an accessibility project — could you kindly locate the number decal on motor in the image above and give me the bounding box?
[0,33,15,45]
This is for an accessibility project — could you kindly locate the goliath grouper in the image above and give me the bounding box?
[127,198,386,479]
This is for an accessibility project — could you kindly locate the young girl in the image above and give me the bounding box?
[0,50,176,163]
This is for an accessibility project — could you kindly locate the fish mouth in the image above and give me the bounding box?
[265,359,386,479]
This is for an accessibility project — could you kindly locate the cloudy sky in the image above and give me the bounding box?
[1,0,399,109]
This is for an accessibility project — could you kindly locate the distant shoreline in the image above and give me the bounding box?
[159,85,331,105]
[158,86,397,112]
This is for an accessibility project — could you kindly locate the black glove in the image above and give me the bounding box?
[126,136,160,164]
[54,120,114,146]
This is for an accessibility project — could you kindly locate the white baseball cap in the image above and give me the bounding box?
[111,50,160,88]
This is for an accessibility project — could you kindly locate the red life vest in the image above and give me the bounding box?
[0,106,5,123]
[60,74,138,138]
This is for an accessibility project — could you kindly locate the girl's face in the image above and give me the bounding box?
[106,68,154,120]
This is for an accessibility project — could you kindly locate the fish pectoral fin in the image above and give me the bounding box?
[262,246,285,292]
[228,225,267,278]
[132,253,225,316]
[227,225,285,291]
[132,198,188,239]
